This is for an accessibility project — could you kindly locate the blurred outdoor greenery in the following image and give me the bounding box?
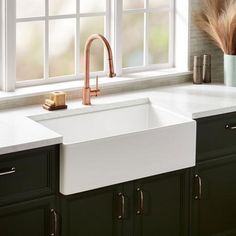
[16,0,169,81]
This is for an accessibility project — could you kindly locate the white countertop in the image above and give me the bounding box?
[1,82,236,155]
[0,114,62,155]
[147,83,236,119]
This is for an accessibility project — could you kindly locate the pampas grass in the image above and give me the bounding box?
[195,0,236,55]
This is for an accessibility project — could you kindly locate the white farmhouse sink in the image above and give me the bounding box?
[38,98,196,195]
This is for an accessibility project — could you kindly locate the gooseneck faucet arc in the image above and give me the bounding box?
[82,34,116,105]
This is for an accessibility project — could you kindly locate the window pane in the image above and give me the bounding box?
[16,22,44,81]
[123,14,144,68]
[123,0,144,10]
[49,19,75,77]
[16,0,45,18]
[149,0,170,9]
[80,17,104,72]
[149,13,169,64]
[80,0,105,13]
[49,0,76,15]
[49,0,76,16]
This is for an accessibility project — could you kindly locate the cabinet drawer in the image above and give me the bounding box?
[197,112,236,161]
[0,145,59,206]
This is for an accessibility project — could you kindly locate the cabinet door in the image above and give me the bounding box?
[191,154,236,236]
[133,170,189,236]
[61,184,123,236]
[0,196,57,236]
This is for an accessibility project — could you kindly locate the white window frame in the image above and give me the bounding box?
[1,0,16,92]
[0,0,3,91]
[0,0,190,92]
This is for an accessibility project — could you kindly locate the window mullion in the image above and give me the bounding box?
[106,0,111,42]
[144,0,149,67]
[76,0,80,78]
[169,0,175,67]
[44,0,49,80]
[4,0,16,91]
[112,0,122,76]
[103,0,110,75]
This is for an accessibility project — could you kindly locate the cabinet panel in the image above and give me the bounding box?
[196,112,236,161]
[61,184,123,236]
[134,170,189,236]
[191,155,236,236]
[0,145,59,206]
[0,196,55,236]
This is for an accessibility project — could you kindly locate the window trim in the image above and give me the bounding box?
[1,0,190,92]
[0,69,193,103]
[175,0,190,71]
[1,0,16,92]
[0,0,3,91]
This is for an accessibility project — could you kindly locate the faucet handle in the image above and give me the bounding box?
[91,76,101,97]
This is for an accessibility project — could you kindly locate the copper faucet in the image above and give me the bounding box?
[82,34,116,105]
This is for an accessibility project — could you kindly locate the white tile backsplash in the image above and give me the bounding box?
[190,0,224,83]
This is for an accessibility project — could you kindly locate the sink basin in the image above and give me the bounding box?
[38,98,196,195]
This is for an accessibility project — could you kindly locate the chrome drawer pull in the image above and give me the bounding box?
[225,124,236,130]
[0,167,16,176]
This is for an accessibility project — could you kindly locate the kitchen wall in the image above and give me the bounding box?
[0,1,224,109]
[190,0,224,82]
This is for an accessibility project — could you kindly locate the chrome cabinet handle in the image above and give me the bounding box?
[225,124,236,130]
[0,167,16,176]
[118,193,125,220]
[195,175,202,200]
[136,188,144,215]
[51,209,59,236]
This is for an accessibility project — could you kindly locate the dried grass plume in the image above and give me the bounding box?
[195,0,236,55]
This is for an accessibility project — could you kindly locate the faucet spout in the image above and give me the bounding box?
[83,34,116,105]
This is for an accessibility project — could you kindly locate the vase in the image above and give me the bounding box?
[224,54,236,87]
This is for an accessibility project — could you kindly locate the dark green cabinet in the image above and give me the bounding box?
[191,154,236,236]
[0,145,59,206]
[134,171,189,236]
[0,196,57,236]
[61,169,189,236]
[191,112,236,236]
[0,145,60,236]
[61,184,123,236]
[196,112,236,161]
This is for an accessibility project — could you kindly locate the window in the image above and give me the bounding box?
[1,0,181,92]
[15,0,109,83]
[122,0,174,71]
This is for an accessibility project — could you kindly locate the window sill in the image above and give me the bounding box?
[0,69,192,102]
